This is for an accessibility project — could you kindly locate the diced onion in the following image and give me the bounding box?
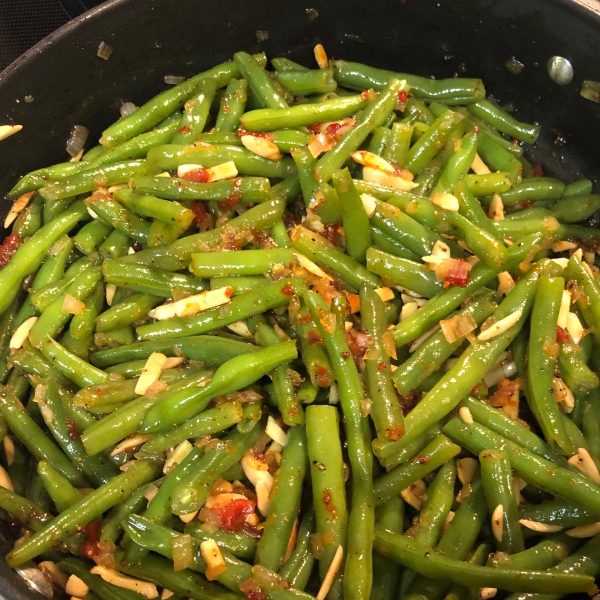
[66,125,89,158]
[172,534,194,571]
[61,294,86,315]
[505,56,525,75]
[581,80,600,103]
[97,42,113,60]
[440,313,477,344]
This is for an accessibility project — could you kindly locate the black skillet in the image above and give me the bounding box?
[0,0,600,597]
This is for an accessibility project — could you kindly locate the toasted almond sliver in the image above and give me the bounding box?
[565,312,584,344]
[110,434,151,457]
[206,161,238,182]
[90,567,158,599]
[401,479,426,510]
[240,135,281,161]
[179,510,198,524]
[150,287,233,321]
[65,575,89,598]
[478,310,522,341]
[0,465,14,492]
[566,522,600,538]
[557,290,572,329]
[459,406,474,424]
[552,241,578,253]
[457,458,478,486]
[360,193,378,217]
[471,153,491,175]
[430,193,460,212]
[374,287,395,302]
[163,356,186,369]
[314,44,328,69]
[227,321,253,339]
[316,545,343,600]
[351,150,396,174]
[3,436,15,467]
[9,316,38,349]
[295,253,331,280]
[164,440,194,475]
[0,125,23,141]
[105,283,117,306]
[491,504,504,543]
[480,588,498,599]
[200,539,227,581]
[497,271,516,296]
[266,416,288,447]
[488,193,504,221]
[568,448,600,484]
[4,191,35,229]
[400,302,419,321]
[177,164,203,178]
[363,166,418,192]
[135,352,168,395]
[519,519,563,533]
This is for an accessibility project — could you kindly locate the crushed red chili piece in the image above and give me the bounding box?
[324,123,342,137]
[81,520,102,558]
[322,488,337,518]
[65,418,79,440]
[182,167,211,183]
[412,455,430,465]
[531,163,544,178]
[191,201,209,227]
[179,125,191,134]
[443,259,471,288]
[215,498,256,532]
[281,284,295,296]
[0,233,21,267]
[307,123,322,134]
[556,326,569,344]
[398,90,408,103]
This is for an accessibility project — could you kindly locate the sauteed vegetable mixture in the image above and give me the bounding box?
[1,47,600,600]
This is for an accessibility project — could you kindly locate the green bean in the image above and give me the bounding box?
[98,228,131,259]
[240,95,367,131]
[140,402,244,453]
[306,405,348,597]
[12,196,44,241]
[190,248,293,277]
[9,344,72,389]
[94,292,160,333]
[0,201,87,315]
[431,130,478,195]
[170,419,265,514]
[464,172,511,196]
[171,77,217,144]
[374,525,593,594]
[392,233,545,347]
[373,424,441,471]
[256,426,308,570]
[274,68,337,96]
[480,448,524,553]
[360,285,405,441]
[304,290,374,600]
[527,275,574,454]
[290,226,379,292]
[234,51,288,109]
[36,460,83,512]
[278,508,316,591]
[137,277,306,341]
[215,78,248,132]
[185,521,258,561]
[477,130,523,184]
[210,275,269,295]
[559,342,599,395]
[91,334,255,368]
[518,501,597,528]
[366,247,442,297]
[314,78,404,183]
[488,533,581,571]
[413,460,456,547]
[72,220,112,255]
[271,57,309,72]
[468,100,541,144]
[565,254,600,339]
[87,195,151,244]
[0,486,51,530]
[373,434,460,505]
[8,162,86,198]
[334,62,485,104]
[122,195,286,271]
[563,179,593,197]
[332,168,371,263]
[461,396,569,467]
[142,341,297,432]
[67,283,102,340]
[498,177,565,206]
[444,417,600,515]
[0,382,88,487]
[453,179,502,241]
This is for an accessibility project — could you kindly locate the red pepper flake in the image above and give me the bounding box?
[214,498,256,532]
[471,385,480,396]
[443,259,471,288]
[322,488,337,518]
[531,163,544,178]
[281,284,295,296]
[412,455,430,465]
[398,90,408,103]
[341,351,351,360]
[191,201,208,227]
[0,233,21,267]
[324,122,342,137]
[179,125,191,134]
[472,126,480,134]
[396,390,418,416]
[182,167,211,183]
[224,191,242,207]
[307,123,322,134]
[322,222,341,243]
[388,426,404,441]
[298,313,313,324]
[378,362,387,371]
[556,326,569,344]
[315,365,332,387]
[81,520,102,558]
[240,579,267,600]
[65,418,79,440]
[360,90,371,100]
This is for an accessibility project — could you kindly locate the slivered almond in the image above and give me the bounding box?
[351,151,396,174]
[105,283,117,306]
[164,440,194,475]
[179,510,198,524]
[565,312,584,344]
[566,522,600,538]
[0,465,14,492]
[200,539,227,581]
[480,588,497,599]
[3,437,14,467]
[557,290,572,329]
[4,192,35,228]
[552,241,578,253]
[519,519,563,533]
[9,316,37,349]
[374,287,395,302]
[266,416,288,447]
[568,448,600,484]
[0,125,23,141]
[150,287,233,320]
[135,352,168,395]
[240,135,281,161]
[295,253,331,280]
[471,153,491,175]
[65,575,88,597]
[360,193,378,217]
[316,545,343,600]
[478,310,522,341]
[488,193,504,220]
[227,321,253,339]
[401,479,426,510]
[362,166,418,192]
[497,272,515,295]
[459,406,474,424]
[110,435,151,457]
[491,504,504,542]
[164,356,186,369]
[431,193,460,212]
[314,44,328,69]
[457,458,478,485]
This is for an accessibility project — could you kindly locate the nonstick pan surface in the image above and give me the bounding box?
[0,0,600,597]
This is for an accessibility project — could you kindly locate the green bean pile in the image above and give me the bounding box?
[1,47,600,600]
